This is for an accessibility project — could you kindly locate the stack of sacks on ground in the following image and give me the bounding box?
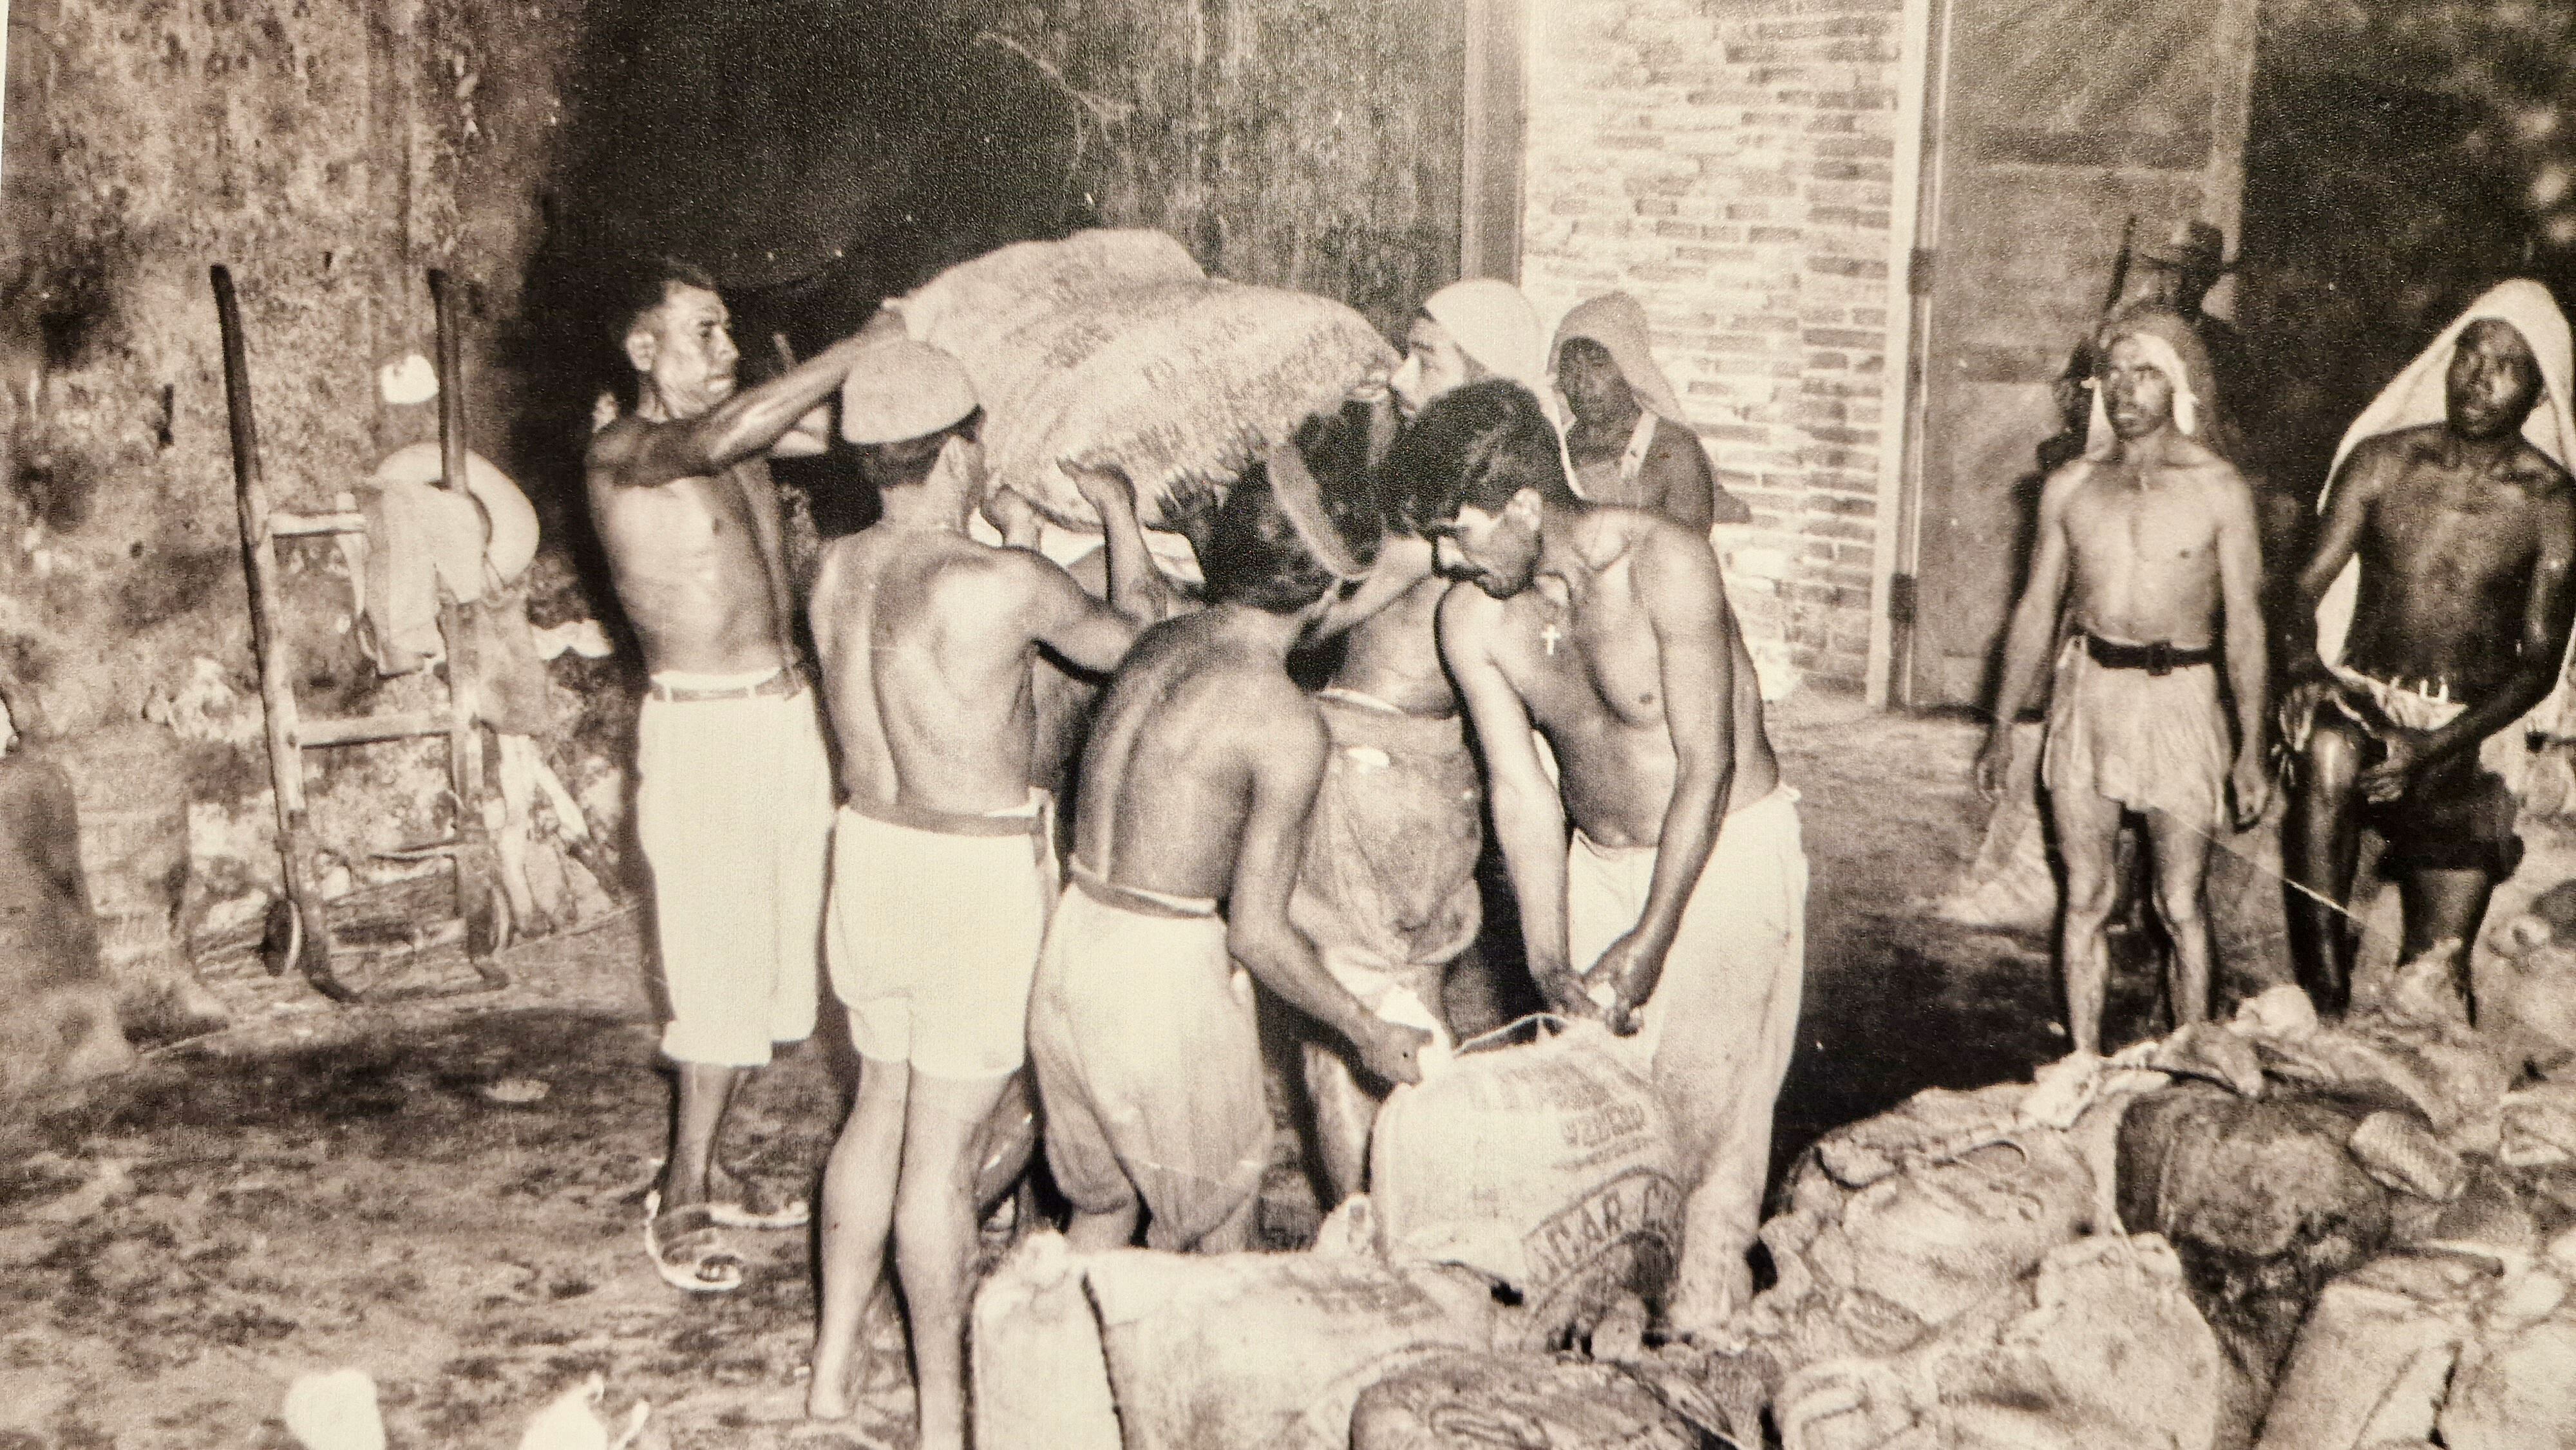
[971,1020,1738,1450]
[1717,943,2566,1450]
[885,228,1396,532]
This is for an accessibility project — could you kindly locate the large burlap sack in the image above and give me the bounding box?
[891,229,1394,532]
[1081,1245,1502,1450]
[971,1232,1122,1450]
[1777,1234,2241,1450]
[2116,1082,2398,1397]
[1347,1350,1738,1450]
[1732,1076,2130,1391]
[1370,1019,1685,1347]
[2254,1248,2498,1450]
[2440,1239,2576,1450]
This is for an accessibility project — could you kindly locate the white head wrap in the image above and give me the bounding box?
[2083,314,2209,458]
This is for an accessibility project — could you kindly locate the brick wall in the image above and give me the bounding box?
[1520,0,1907,689]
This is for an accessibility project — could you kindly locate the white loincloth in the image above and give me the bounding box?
[1566,783,1808,1332]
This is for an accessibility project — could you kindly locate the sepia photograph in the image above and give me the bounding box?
[4,0,2576,1443]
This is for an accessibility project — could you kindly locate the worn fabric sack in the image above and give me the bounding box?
[1083,1243,1502,1450]
[1370,1018,1685,1346]
[891,229,1392,531]
[1348,1349,1737,1450]
[1777,1234,2239,1450]
[969,1231,1122,1450]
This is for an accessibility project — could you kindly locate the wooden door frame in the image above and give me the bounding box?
[1873,0,1946,708]
[1461,0,1527,281]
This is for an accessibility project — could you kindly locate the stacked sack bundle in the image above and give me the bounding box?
[1702,939,2576,1450]
[882,229,1396,533]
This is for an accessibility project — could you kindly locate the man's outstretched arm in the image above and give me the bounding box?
[1443,583,1586,1018]
[1975,464,2079,795]
[612,335,869,490]
[1226,700,1429,1086]
[1589,529,1734,1033]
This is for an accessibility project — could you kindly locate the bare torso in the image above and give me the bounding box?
[2056,443,2239,649]
[1074,609,1316,901]
[2343,425,2575,700]
[1477,511,1777,845]
[1329,573,1457,715]
[810,528,1053,814]
[585,428,795,676]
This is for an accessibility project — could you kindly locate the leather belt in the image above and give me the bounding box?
[2083,634,2217,676]
[647,670,805,704]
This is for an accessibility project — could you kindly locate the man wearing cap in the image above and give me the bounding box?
[1975,308,2270,1057]
[1551,292,1750,529]
[1400,378,1801,1336]
[587,261,867,1295]
[1029,426,1432,1254]
[802,339,1174,1433]
[2279,281,2576,1018]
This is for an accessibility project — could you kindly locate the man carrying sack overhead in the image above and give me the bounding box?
[803,337,1175,1438]
[2280,279,2576,1020]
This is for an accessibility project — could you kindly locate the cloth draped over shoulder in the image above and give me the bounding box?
[2311,279,2576,794]
[1547,292,1689,426]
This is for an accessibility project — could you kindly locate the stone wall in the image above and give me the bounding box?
[1,0,589,962]
[1521,0,1907,689]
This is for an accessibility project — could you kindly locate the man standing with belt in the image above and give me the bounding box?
[587,261,864,1293]
[1974,306,2270,1057]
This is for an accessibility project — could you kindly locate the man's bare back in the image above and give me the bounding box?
[2334,424,2576,699]
[1075,610,1319,901]
[1329,536,1456,714]
[1448,507,1777,847]
[814,532,1078,814]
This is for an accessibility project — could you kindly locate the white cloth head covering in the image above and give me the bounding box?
[1421,279,1549,400]
[2312,278,2576,787]
[840,336,979,445]
[1548,292,1689,424]
[2083,308,2213,459]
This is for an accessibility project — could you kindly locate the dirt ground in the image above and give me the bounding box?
[0,689,2204,1448]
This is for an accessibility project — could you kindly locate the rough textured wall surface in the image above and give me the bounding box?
[1521,0,1904,688]
[1,0,587,959]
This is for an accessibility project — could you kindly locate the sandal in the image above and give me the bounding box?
[643,1160,811,1231]
[644,1200,745,1294]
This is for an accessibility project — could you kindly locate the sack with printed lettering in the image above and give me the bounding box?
[1370,1018,1685,1348]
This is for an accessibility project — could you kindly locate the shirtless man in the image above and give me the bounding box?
[586,261,862,1293]
[2282,296,2576,1017]
[1975,309,2269,1055]
[802,338,1171,1435]
[1549,292,1749,529]
[1289,388,1490,1203]
[1028,444,1431,1254]
[1405,378,1804,1334]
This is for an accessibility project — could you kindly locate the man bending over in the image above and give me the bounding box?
[1404,379,1803,1334]
[1029,442,1430,1254]
[2282,283,2576,1017]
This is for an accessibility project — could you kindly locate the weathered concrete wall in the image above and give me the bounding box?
[1521,0,1905,688]
[1,0,589,973]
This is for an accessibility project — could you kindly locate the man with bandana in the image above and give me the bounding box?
[1975,308,2270,1057]
[1027,431,1431,1254]
[2280,281,2576,1019]
[1550,291,1750,529]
